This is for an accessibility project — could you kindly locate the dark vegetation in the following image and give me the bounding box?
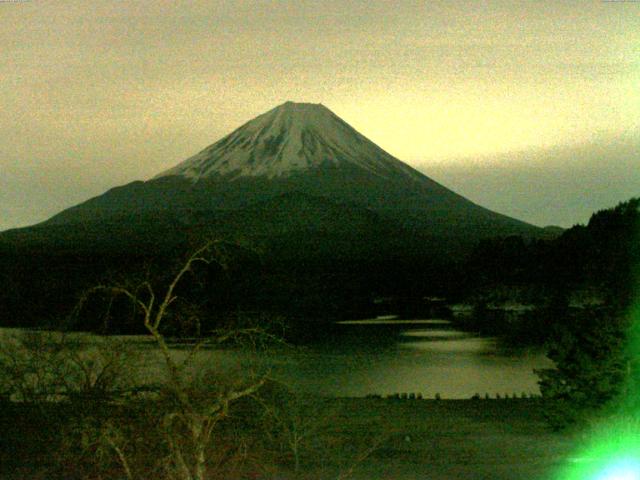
[0,396,575,480]
[0,198,637,478]
[1,198,636,338]
[0,197,638,432]
[0,336,386,479]
[464,197,639,306]
[535,199,639,428]
[450,198,639,428]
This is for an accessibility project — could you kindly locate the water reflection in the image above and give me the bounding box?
[0,324,550,399]
[268,318,552,399]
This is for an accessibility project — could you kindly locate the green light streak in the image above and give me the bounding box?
[553,420,640,480]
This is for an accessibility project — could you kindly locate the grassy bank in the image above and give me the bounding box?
[0,397,579,480]
[329,398,578,480]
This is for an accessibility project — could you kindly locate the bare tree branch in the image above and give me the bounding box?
[67,240,275,480]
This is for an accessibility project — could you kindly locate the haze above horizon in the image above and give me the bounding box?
[1,1,638,230]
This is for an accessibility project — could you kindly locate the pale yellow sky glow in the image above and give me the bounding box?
[1,1,638,229]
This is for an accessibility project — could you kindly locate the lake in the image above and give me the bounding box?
[0,318,553,400]
[264,318,552,399]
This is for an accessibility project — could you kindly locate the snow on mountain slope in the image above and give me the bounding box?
[154,101,425,182]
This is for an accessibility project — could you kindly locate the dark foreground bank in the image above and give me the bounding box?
[0,397,579,480]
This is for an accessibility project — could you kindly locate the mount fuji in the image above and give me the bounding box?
[154,101,427,181]
[2,102,541,259]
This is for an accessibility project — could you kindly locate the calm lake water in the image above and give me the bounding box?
[266,318,552,399]
[0,319,553,400]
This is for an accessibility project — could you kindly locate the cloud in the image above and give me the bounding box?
[420,133,640,227]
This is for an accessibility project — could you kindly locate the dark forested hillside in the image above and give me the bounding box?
[0,198,636,336]
[463,197,639,305]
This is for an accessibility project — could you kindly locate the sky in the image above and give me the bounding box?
[1,0,638,231]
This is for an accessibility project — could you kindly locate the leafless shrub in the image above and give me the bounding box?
[256,383,336,473]
[78,241,273,480]
[0,330,138,404]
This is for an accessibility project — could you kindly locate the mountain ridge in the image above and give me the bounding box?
[1,101,544,256]
[0,102,556,330]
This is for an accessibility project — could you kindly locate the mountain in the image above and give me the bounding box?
[154,101,426,181]
[0,101,551,329]
[1,101,542,258]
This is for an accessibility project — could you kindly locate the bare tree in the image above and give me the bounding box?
[0,330,137,404]
[0,330,65,404]
[81,241,270,480]
[0,329,149,479]
[1,241,384,480]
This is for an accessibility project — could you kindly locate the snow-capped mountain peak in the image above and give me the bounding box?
[154,101,423,181]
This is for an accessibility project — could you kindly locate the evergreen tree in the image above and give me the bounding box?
[536,198,640,428]
[536,306,628,428]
